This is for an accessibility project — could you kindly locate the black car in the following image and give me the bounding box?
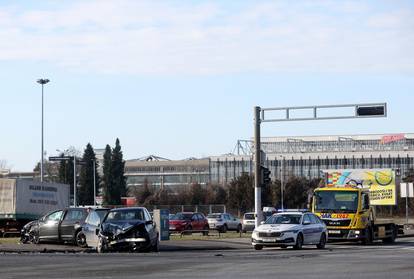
[27,207,89,245]
[96,207,159,253]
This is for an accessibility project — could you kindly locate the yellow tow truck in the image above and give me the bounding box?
[312,186,397,244]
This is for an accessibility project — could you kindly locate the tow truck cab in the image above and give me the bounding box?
[312,186,397,243]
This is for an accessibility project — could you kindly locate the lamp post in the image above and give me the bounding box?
[93,159,96,206]
[37,78,50,182]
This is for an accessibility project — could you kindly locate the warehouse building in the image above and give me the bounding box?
[125,133,414,189]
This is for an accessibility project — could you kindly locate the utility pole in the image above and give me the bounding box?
[254,106,262,228]
[73,157,77,207]
[280,157,285,211]
[93,159,96,206]
[37,78,49,182]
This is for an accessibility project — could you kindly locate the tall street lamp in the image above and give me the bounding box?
[37,78,50,182]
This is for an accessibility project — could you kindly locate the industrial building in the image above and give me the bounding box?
[125,133,414,190]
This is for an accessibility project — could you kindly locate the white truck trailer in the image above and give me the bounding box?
[0,178,70,236]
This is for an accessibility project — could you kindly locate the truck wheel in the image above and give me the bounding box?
[316,233,326,249]
[363,227,373,245]
[383,226,396,244]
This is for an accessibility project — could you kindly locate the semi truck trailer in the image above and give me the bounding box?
[0,178,70,236]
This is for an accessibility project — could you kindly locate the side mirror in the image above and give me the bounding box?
[146,220,153,225]
[260,221,265,225]
[303,220,311,226]
[95,228,100,236]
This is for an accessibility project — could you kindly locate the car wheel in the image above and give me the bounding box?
[203,225,209,236]
[317,233,326,249]
[152,237,160,252]
[75,231,87,248]
[254,245,263,250]
[97,237,107,253]
[221,224,228,233]
[280,245,288,249]
[31,231,40,244]
[293,233,303,250]
[236,224,242,233]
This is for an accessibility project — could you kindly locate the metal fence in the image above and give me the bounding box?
[145,204,227,215]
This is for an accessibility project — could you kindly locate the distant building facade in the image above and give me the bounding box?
[125,155,210,191]
[125,133,414,190]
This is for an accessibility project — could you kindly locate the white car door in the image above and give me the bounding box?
[83,211,100,248]
[310,214,324,243]
[302,214,316,244]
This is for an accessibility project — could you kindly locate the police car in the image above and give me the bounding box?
[251,211,328,250]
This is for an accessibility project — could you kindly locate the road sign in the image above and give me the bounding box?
[49,156,72,161]
[76,160,87,166]
[400,183,414,198]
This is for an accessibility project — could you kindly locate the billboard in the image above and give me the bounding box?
[324,169,396,206]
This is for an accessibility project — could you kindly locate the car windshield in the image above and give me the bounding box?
[207,214,222,219]
[105,209,145,221]
[265,214,301,225]
[96,210,109,222]
[244,213,255,220]
[170,213,192,220]
[315,191,359,213]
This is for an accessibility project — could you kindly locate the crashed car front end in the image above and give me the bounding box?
[99,221,150,252]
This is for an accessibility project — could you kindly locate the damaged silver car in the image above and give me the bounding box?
[94,207,159,253]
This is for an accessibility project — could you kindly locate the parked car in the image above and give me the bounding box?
[169,212,209,235]
[80,208,110,248]
[207,213,242,233]
[251,211,328,250]
[95,207,159,253]
[242,212,256,233]
[28,207,89,245]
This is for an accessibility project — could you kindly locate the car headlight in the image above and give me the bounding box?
[281,230,299,234]
[252,231,258,238]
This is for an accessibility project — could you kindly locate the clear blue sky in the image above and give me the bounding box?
[0,0,413,171]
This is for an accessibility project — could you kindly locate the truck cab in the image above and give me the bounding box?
[312,186,396,243]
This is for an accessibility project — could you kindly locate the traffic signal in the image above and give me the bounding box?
[356,105,386,117]
[261,166,271,185]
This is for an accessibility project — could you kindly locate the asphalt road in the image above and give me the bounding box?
[1,238,414,279]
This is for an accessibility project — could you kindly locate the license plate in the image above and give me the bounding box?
[328,230,341,234]
[262,237,278,243]
[169,226,175,230]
